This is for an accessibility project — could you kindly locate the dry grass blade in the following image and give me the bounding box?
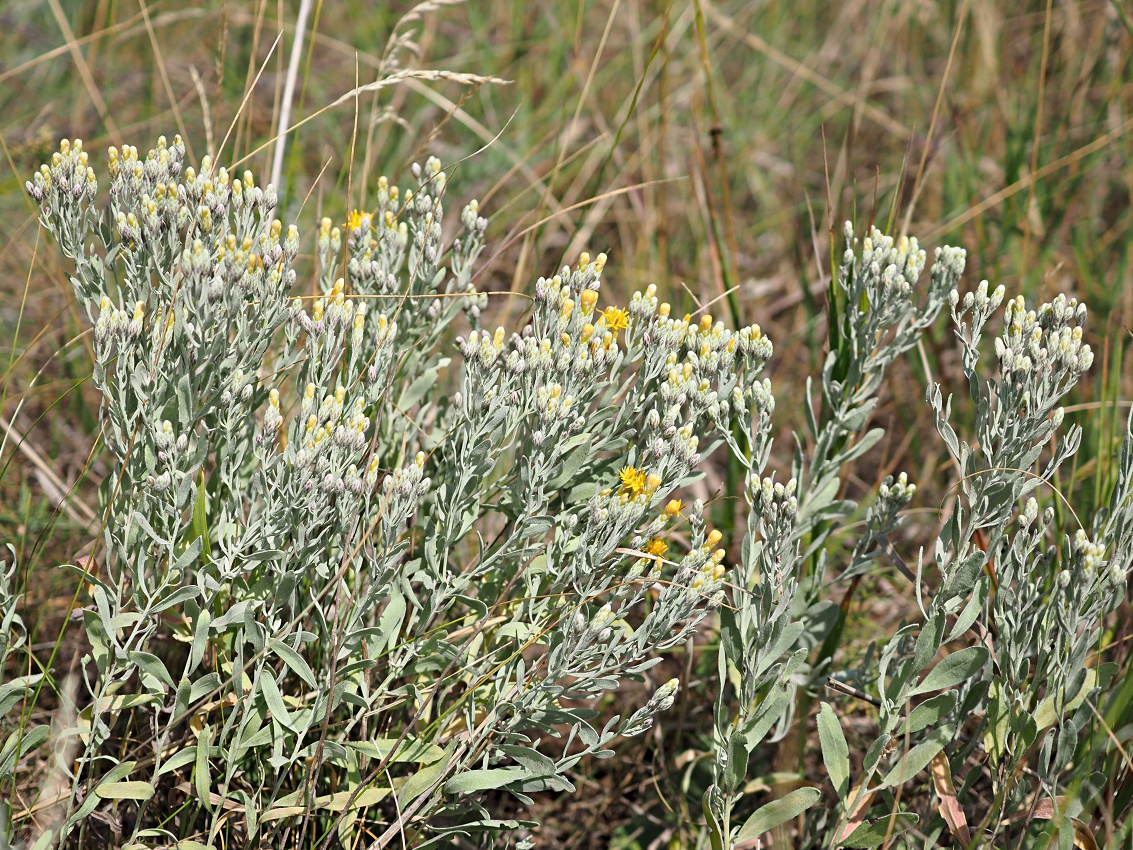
[136,0,194,163]
[703,0,908,138]
[927,115,1133,241]
[270,0,315,190]
[44,0,123,144]
[0,416,97,530]
[231,68,509,171]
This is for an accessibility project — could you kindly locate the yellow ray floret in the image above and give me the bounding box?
[346,209,372,232]
[618,465,647,497]
[600,306,630,334]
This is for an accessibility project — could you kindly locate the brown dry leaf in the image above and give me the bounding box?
[930,752,971,845]
[1010,797,1098,849]
[1029,798,1061,820]
[837,780,875,844]
[1068,819,1100,850]
[188,692,238,735]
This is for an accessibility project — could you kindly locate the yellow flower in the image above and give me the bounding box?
[619,465,647,497]
[663,499,685,517]
[644,538,668,557]
[600,306,630,334]
[346,209,372,233]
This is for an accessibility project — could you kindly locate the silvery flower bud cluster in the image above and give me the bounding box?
[948,276,1004,327]
[993,294,1094,394]
[25,137,98,206]
[848,225,929,325]
[1071,529,1107,577]
[750,474,798,523]
[619,677,680,736]
[382,451,431,504]
[876,472,915,513]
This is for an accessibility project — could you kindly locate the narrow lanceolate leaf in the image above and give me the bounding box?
[346,738,445,765]
[1032,666,1098,730]
[195,724,212,812]
[910,646,988,696]
[258,673,294,731]
[444,767,530,795]
[270,639,317,689]
[880,727,953,789]
[398,741,456,808]
[96,780,155,801]
[734,787,822,843]
[187,468,211,560]
[841,813,919,848]
[817,703,850,800]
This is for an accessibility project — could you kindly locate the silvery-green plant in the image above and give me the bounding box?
[14,137,777,850]
[10,137,1131,850]
[0,544,41,818]
[700,224,1131,849]
[701,226,966,845]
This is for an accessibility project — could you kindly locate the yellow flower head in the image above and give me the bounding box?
[618,465,647,497]
[644,538,668,557]
[600,306,630,334]
[664,499,685,517]
[346,209,371,233]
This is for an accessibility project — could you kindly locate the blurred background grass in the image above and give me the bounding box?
[2,0,1133,846]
